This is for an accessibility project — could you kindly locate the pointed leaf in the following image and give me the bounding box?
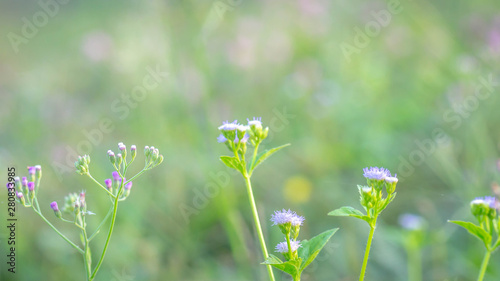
[262,254,301,277]
[250,143,290,172]
[220,156,243,173]
[328,206,370,223]
[449,220,492,247]
[297,228,338,271]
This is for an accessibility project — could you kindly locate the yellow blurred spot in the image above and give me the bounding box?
[283,176,313,203]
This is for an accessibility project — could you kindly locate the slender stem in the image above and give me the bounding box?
[359,221,377,281]
[82,217,91,281]
[243,175,275,281]
[90,182,123,280]
[477,250,491,281]
[249,142,260,176]
[89,207,113,241]
[31,199,84,254]
[86,172,115,198]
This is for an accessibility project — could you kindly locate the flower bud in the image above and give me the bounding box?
[17,192,26,206]
[144,146,150,157]
[130,145,137,160]
[28,166,36,182]
[116,153,123,167]
[108,150,116,165]
[50,201,62,219]
[118,142,127,159]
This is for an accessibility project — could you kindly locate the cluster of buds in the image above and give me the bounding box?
[12,165,42,207]
[50,192,91,224]
[470,196,499,233]
[217,118,269,155]
[103,171,133,199]
[144,145,163,169]
[270,209,305,260]
[75,155,91,175]
[358,167,398,218]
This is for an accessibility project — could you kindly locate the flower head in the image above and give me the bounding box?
[218,120,239,131]
[50,201,59,212]
[471,196,497,208]
[247,117,262,127]
[125,181,132,190]
[16,192,24,199]
[217,134,228,143]
[28,166,36,175]
[363,167,391,180]
[21,177,28,187]
[385,176,398,184]
[275,240,301,253]
[104,179,112,189]
[271,209,305,226]
[112,171,120,181]
[131,145,136,151]
[118,142,126,151]
[28,182,35,191]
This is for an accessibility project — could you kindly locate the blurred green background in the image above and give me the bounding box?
[1,0,500,280]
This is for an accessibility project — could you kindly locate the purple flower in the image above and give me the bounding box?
[21,177,28,187]
[471,196,497,208]
[28,182,35,191]
[385,176,398,183]
[275,240,301,253]
[235,134,250,144]
[271,209,305,226]
[398,213,424,230]
[112,171,120,181]
[218,120,239,131]
[16,192,23,199]
[50,201,59,211]
[125,182,132,190]
[107,150,115,157]
[363,167,391,180]
[118,142,126,151]
[104,179,112,189]
[247,117,262,126]
[217,134,228,143]
[28,166,36,175]
[131,145,136,151]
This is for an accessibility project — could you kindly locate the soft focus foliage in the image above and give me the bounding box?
[1,0,500,280]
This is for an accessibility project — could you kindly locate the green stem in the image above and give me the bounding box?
[243,175,275,281]
[89,207,113,241]
[359,220,377,281]
[86,172,115,198]
[249,142,260,176]
[89,182,123,280]
[407,239,421,281]
[31,199,84,254]
[82,217,91,281]
[286,233,293,259]
[477,250,491,281]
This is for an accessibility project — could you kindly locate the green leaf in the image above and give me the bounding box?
[220,156,243,173]
[328,206,370,223]
[449,220,492,247]
[297,228,338,271]
[262,254,301,277]
[250,143,290,173]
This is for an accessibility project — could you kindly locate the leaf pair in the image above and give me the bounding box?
[220,144,290,175]
[262,228,338,280]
